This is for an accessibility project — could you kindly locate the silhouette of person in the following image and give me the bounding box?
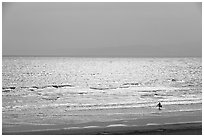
[156,102,162,110]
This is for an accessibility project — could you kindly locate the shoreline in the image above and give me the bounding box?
[3,121,202,135]
[3,109,202,135]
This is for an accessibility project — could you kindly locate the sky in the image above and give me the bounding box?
[2,2,202,57]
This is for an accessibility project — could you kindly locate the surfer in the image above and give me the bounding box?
[156,102,162,110]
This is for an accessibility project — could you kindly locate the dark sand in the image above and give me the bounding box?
[3,122,201,135]
[3,109,202,135]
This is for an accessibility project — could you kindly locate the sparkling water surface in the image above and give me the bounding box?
[2,57,202,125]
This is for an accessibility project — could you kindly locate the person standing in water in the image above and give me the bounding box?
[156,102,162,110]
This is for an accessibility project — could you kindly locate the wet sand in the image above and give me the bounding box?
[3,109,202,135]
[3,122,201,135]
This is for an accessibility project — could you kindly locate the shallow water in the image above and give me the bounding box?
[2,57,202,125]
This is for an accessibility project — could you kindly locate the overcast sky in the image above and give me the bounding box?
[2,2,202,57]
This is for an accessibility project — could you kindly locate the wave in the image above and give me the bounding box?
[2,84,74,92]
[31,84,74,89]
[3,82,195,93]
[122,82,140,86]
[2,87,16,92]
[89,87,117,90]
[2,87,16,90]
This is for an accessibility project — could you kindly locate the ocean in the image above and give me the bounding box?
[2,57,202,126]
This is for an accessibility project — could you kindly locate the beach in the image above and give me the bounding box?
[3,108,202,135]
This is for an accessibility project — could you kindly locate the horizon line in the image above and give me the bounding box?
[2,55,202,58]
